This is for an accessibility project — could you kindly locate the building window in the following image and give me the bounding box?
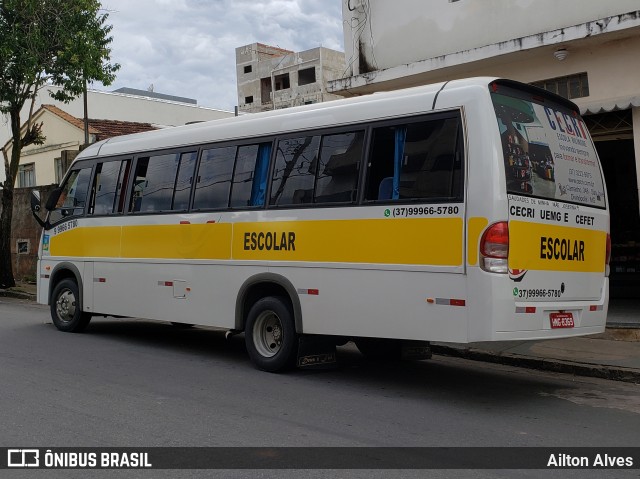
[298,67,316,86]
[531,72,589,100]
[17,240,29,255]
[275,73,290,91]
[260,77,272,103]
[245,96,254,104]
[54,153,75,184]
[17,163,36,187]
[55,158,65,184]
[244,65,252,74]
[584,110,633,140]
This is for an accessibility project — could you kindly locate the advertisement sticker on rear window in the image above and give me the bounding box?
[492,92,605,209]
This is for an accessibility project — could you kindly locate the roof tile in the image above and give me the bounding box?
[40,104,158,140]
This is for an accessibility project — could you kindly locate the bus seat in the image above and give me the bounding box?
[292,189,312,204]
[378,177,393,200]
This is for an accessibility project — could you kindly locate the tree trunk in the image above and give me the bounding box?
[0,109,22,288]
[0,183,15,288]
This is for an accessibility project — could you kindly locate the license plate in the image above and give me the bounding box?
[550,312,574,329]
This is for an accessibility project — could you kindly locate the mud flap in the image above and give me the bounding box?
[401,340,432,360]
[297,335,337,369]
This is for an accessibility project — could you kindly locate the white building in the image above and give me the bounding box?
[236,43,346,113]
[3,104,161,187]
[1,86,233,183]
[331,0,640,298]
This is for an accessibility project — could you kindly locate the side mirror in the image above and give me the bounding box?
[30,190,41,212]
[30,190,46,228]
[45,187,62,211]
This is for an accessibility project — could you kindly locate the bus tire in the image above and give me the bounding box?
[50,278,92,333]
[245,296,297,372]
[355,338,402,361]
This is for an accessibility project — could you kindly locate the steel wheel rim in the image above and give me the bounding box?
[253,310,283,358]
[55,289,76,323]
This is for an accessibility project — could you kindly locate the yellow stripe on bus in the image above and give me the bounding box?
[121,224,233,259]
[467,217,489,266]
[49,226,122,258]
[49,223,233,260]
[509,220,606,273]
[233,218,463,265]
[49,217,464,266]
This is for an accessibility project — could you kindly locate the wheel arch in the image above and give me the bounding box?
[235,273,303,333]
[49,262,84,307]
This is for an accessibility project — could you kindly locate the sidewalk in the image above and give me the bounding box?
[0,280,37,300]
[434,299,640,384]
[2,282,639,383]
[431,333,640,384]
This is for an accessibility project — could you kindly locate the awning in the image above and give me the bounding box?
[578,95,640,115]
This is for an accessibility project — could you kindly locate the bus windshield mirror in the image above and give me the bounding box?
[45,187,62,211]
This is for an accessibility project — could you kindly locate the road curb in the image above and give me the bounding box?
[0,290,37,301]
[431,344,640,384]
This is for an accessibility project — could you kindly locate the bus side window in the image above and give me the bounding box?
[193,146,236,210]
[314,130,363,204]
[229,143,271,208]
[49,166,93,225]
[129,153,180,213]
[400,118,461,200]
[365,115,463,201]
[365,127,396,201]
[114,161,131,213]
[90,160,124,215]
[270,135,320,206]
[172,151,198,210]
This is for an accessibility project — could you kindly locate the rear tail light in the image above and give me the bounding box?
[605,233,611,277]
[480,221,509,273]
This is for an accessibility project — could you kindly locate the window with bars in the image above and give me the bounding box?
[531,72,589,100]
[584,110,633,140]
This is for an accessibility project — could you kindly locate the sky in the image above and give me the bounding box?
[97,0,345,112]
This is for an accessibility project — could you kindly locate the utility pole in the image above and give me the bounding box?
[83,79,89,146]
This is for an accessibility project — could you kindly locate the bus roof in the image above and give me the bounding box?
[76,77,577,160]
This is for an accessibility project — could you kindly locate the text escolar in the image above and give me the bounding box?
[540,237,585,261]
[243,231,296,251]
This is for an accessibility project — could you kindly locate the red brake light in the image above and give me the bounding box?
[479,222,509,274]
[480,221,509,258]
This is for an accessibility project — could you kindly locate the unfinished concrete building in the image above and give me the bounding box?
[236,43,346,113]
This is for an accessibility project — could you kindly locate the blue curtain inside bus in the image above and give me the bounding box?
[250,143,272,206]
[393,127,407,200]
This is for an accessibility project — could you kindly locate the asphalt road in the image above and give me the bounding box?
[1,297,639,479]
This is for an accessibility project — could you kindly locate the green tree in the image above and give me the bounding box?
[0,0,119,288]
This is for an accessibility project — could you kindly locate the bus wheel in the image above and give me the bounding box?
[355,338,402,361]
[245,296,297,372]
[50,278,91,333]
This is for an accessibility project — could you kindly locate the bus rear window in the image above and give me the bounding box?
[491,84,606,209]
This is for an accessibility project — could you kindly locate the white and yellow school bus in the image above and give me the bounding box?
[32,78,610,372]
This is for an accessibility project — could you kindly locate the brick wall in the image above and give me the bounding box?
[11,185,58,280]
